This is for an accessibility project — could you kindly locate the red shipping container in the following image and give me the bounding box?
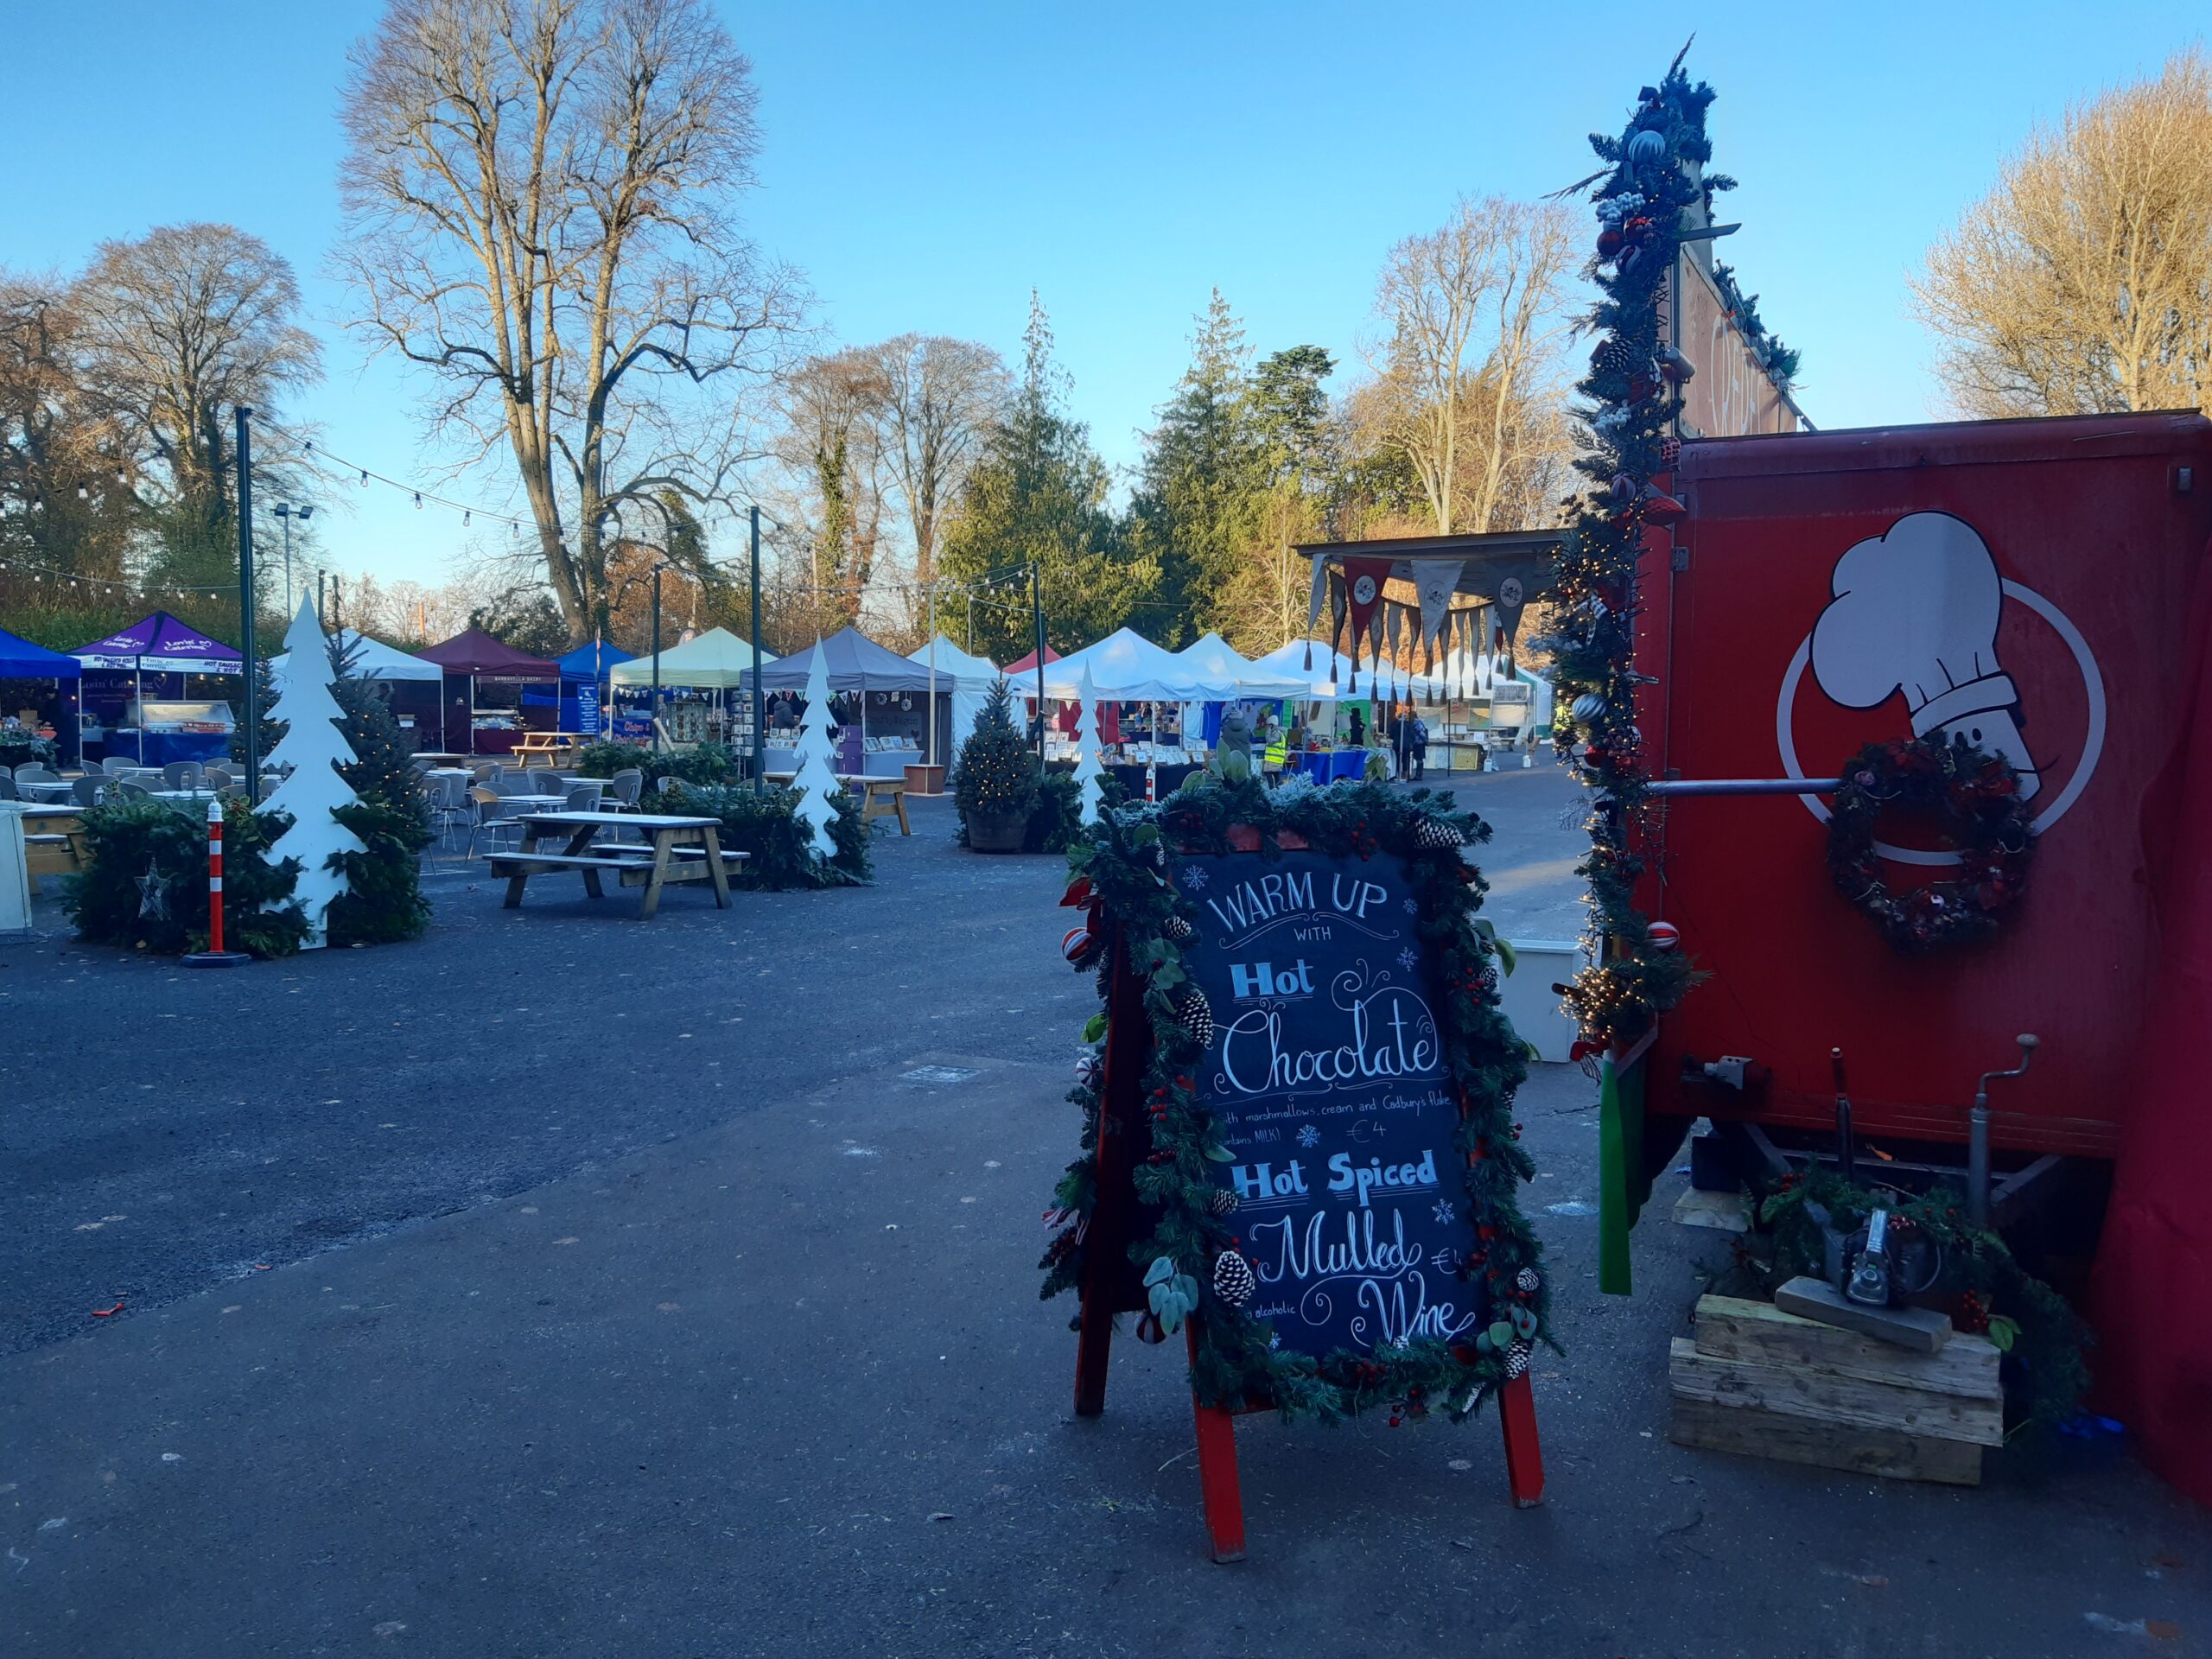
[1640,412,2212,1162]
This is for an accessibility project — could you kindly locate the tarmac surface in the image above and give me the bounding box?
[4,764,2207,1656]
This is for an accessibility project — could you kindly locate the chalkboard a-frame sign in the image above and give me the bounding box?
[1041,781,1548,1562]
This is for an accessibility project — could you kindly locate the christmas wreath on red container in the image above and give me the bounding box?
[1826,737,2037,954]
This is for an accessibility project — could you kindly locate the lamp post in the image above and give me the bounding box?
[273,503,313,620]
[235,408,259,795]
[749,505,766,794]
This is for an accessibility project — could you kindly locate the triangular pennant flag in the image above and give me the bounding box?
[1342,557,1391,699]
[1415,559,1464,660]
[1303,553,1328,673]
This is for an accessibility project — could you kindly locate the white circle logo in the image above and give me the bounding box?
[1776,577,2106,866]
[1352,575,1377,606]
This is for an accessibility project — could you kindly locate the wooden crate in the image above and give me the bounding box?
[1669,1294,2001,1485]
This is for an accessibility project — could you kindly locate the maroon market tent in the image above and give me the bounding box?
[416,628,561,753]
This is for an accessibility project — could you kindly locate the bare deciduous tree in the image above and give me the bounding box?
[336,0,804,644]
[1914,50,2212,419]
[773,348,894,634]
[71,223,321,527]
[861,334,1009,589]
[1361,195,1575,534]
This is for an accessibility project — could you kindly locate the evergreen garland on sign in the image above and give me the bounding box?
[1541,48,1723,1051]
[1039,776,1551,1425]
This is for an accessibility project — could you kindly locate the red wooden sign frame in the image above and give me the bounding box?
[1070,912,1545,1562]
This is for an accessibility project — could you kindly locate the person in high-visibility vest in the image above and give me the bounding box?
[1261,707,1287,788]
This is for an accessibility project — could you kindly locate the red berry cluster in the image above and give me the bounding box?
[1957,1288,1993,1335]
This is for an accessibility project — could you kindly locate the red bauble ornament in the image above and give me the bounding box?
[1647,920,1681,952]
[1596,227,1624,260]
[1643,490,1688,525]
[1659,435,1682,468]
[1624,216,1655,247]
[1629,374,1660,404]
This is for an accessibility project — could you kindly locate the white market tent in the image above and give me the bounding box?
[1041,628,1208,703]
[906,635,1000,760]
[608,626,775,689]
[1171,632,1309,700]
[270,628,440,684]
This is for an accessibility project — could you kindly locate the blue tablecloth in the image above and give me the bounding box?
[1287,750,1367,784]
[109,729,232,766]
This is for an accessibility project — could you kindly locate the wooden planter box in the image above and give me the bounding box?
[904,762,946,797]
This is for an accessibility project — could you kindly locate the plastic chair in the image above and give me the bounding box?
[162,761,204,791]
[608,768,644,810]
[14,764,58,785]
[112,780,150,802]
[563,783,603,814]
[203,766,233,790]
[467,785,521,859]
[0,775,16,801]
[70,775,104,808]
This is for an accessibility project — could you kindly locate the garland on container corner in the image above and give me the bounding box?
[1038,776,1549,1424]
[1542,47,1722,1052]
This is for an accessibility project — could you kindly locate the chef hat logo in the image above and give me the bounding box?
[1809,512,2040,801]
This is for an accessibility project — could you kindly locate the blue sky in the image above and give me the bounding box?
[3,2,2203,587]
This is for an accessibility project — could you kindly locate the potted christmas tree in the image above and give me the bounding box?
[954,677,1040,853]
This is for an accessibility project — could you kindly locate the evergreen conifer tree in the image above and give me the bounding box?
[953,677,1040,825]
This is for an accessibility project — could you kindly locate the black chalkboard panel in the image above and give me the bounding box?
[1172,847,1486,1360]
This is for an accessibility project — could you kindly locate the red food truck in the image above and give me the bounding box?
[1636,411,2212,1189]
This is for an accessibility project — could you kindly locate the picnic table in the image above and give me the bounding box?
[764,770,911,836]
[512,733,583,767]
[489,811,746,919]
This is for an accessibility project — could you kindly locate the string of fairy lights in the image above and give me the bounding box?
[3,412,1211,626]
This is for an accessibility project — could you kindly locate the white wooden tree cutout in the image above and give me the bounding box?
[1074,664,1105,826]
[788,646,840,860]
[259,595,365,949]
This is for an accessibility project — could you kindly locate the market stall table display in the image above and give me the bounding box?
[415,628,563,756]
[1287,749,1369,784]
[488,811,743,919]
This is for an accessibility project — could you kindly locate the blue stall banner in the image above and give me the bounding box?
[576,683,601,736]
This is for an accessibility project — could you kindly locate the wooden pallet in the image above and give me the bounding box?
[1669,1294,2000,1485]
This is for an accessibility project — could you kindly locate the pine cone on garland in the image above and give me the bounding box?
[1211,1250,1256,1307]
[1515,1267,1541,1295]
[1172,986,1215,1046]
[1413,817,1465,850]
[1209,1187,1238,1217]
[1592,336,1635,377]
[1505,1343,1531,1380]
[1161,914,1194,943]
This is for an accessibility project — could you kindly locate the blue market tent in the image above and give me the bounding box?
[522,640,637,736]
[0,626,83,679]
[0,625,84,764]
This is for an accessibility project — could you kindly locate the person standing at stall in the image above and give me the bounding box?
[1393,702,1416,781]
[1410,710,1429,781]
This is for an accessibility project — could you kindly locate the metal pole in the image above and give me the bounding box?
[236,407,259,796]
[1031,560,1046,772]
[926,580,938,770]
[650,566,663,753]
[750,505,766,793]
